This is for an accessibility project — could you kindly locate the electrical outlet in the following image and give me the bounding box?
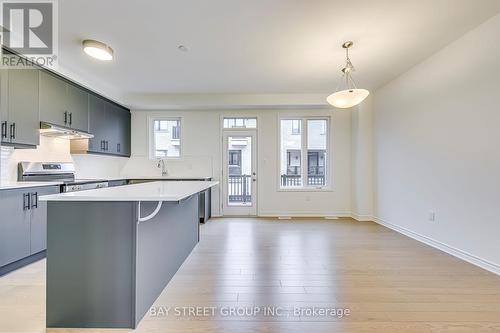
[428,211,436,222]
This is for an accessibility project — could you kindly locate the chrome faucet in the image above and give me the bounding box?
[156,158,168,176]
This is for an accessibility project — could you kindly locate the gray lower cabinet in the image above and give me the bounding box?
[0,185,60,268]
[29,186,60,254]
[39,71,89,132]
[0,67,40,147]
[0,189,30,267]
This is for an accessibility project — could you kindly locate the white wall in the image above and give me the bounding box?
[0,136,128,182]
[372,13,500,273]
[127,109,353,217]
[351,96,374,220]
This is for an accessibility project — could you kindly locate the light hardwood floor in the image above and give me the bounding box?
[1,217,499,333]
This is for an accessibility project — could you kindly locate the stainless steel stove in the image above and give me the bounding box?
[18,162,108,193]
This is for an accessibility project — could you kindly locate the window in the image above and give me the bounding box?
[228,150,242,175]
[223,117,257,129]
[291,119,301,135]
[150,118,181,158]
[280,118,329,189]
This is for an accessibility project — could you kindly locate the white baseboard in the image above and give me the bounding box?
[350,213,374,222]
[374,217,500,276]
[258,210,352,218]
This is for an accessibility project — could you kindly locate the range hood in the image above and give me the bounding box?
[40,122,94,140]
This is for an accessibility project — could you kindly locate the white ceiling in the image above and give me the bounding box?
[57,0,500,107]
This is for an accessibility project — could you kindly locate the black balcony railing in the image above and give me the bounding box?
[228,175,252,203]
[281,174,325,187]
[308,166,325,176]
[286,166,301,175]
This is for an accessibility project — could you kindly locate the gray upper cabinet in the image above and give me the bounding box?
[118,108,131,156]
[0,67,40,147]
[66,83,89,132]
[8,69,40,147]
[88,94,106,153]
[0,189,31,267]
[0,69,10,144]
[39,71,89,132]
[86,94,131,157]
[39,71,67,127]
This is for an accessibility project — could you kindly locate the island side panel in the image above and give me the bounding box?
[46,201,137,328]
[135,195,199,325]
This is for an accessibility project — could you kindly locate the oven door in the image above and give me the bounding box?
[64,182,108,192]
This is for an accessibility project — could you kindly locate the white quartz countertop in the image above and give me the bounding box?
[39,181,218,202]
[104,176,212,181]
[0,181,62,190]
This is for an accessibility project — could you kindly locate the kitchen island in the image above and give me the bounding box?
[39,180,218,329]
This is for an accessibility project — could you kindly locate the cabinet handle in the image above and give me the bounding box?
[64,111,68,125]
[23,193,30,210]
[117,143,120,152]
[10,123,15,139]
[105,141,108,151]
[1,121,6,139]
[69,112,73,126]
[31,192,38,209]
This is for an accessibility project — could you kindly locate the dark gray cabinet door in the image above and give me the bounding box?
[105,103,131,156]
[29,186,60,254]
[120,110,131,156]
[8,69,40,146]
[66,84,89,132]
[88,94,106,153]
[84,94,130,157]
[105,102,120,155]
[0,69,8,144]
[39,71,67,127]
[0,189,30,266]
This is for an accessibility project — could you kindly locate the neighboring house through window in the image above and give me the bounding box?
[150,118,181,158]
[280,117,329,189]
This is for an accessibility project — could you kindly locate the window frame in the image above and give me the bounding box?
[222,117,258,129]
[278,116,331,192]
[148,116,183,160]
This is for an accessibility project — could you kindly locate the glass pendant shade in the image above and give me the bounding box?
[327,88,369,108]
[327,41,369,108]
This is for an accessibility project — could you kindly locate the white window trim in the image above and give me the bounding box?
[277,115,332,192]
[221,116,258,130]
[148,116,183,160]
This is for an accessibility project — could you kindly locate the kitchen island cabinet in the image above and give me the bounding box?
[40,180,218,329]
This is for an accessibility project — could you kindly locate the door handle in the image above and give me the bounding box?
[10,123,15,139]
[64,111,68,125]
[31,192,38,209]
[69,112,73,126]
[1,121,6,139]
[23,193,30,210]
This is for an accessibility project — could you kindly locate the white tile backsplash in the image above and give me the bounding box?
[0,146,15,182]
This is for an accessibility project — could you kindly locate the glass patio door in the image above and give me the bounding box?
[222,130,257,216]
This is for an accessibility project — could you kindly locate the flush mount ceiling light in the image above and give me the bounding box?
[82,39,114,61]
[327,41,369,108]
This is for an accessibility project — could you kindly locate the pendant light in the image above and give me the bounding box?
[327,41,369,108]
